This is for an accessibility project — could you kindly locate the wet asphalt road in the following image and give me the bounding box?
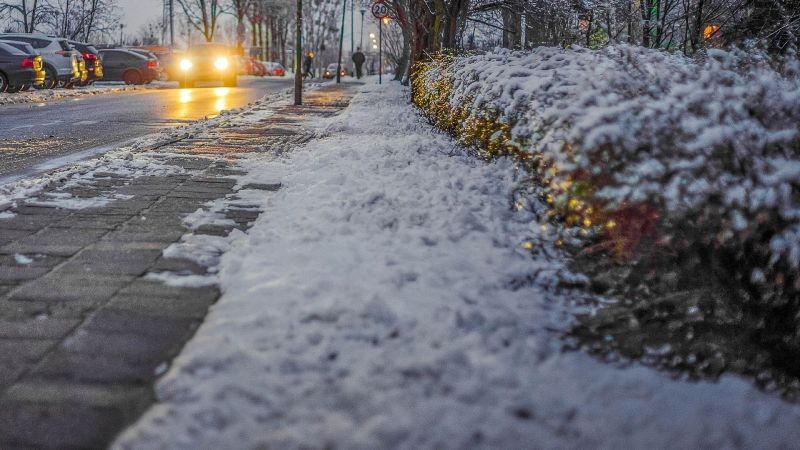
[0,77,293,181]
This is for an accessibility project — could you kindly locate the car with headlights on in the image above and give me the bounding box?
[174,43,237,88]
[0,39,45,91]
[0,41,37,93]
[323,63,346,79]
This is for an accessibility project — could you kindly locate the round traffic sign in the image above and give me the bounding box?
[371,1,389,19]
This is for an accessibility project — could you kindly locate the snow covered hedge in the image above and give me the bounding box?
[412,45,800,308]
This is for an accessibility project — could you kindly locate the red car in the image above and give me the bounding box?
[264,62,285,77]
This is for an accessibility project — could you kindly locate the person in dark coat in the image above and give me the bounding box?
[303,52,314,78]
[351,48,365,79]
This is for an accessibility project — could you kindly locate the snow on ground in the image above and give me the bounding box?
[113,81,800,449]
[0,81,174,106]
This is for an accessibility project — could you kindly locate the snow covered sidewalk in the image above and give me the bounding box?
[115,80,800,449]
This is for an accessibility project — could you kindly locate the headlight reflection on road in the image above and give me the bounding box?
[173,88,193,118]
[213,87,229,113]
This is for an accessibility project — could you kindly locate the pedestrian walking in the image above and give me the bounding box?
[352,48,365,79]
[303,52,314,78]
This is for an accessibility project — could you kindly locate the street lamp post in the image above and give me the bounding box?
[294,0,302,105]
[119,23,125,46]
[359,5,365,49]
[336,0,346,83]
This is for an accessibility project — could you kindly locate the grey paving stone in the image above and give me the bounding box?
[0,215,59,231]
[13,205,70,216]
[0,299,96,321]
[0,265,51,284]
[0,317,80,339]
[193,224,234,236]
[1,228,108,257]
[150,256,208,275]
[147,197,209,213]
[225,208,261,221]
[82,307,198,337]
[0,228,34,246]
[32,351,162,385]
[61,328,186,361]
[0,339,56,386]
[242,182,282,191]
[107,292,214,319]
[50,214,131,230]
[100,229,185,243]
[9,272,132,303]
[0,384,149,449]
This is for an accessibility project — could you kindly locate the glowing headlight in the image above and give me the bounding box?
[214,57,229,70]
[179,59,193,71]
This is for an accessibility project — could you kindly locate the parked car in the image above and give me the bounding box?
[0,33,80,89]
[0,39,45,91]
[263,61,285,76]
[68,40,103,85]
[172,43,237,88]
[0,41,37,93]
[98,49,158,85]
[125,48,163,82]
[323,63,346,79]
[252,60,266,76]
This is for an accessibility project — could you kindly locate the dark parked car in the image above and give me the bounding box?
[0,33,80,88]
[125,48,163,82]
[98,49,158,85]
[68,40,103,85]
[172,43,237,88]
[0,41,36,93]
[0,39,45,91]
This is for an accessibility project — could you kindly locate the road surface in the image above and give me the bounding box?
[0,77,293,181]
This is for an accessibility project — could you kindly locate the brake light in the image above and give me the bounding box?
[82,53,97,61]
[147,59,157,69]
[21,57,33,68]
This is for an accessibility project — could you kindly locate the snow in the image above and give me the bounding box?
[0,81,172,106]
[111,80,800,448]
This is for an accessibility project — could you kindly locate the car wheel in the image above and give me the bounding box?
[5,84,22,93]
[0,73,8,92]
[123,70,142,85]
[38,67,57,89]
[20,84,31,91]
[59,80,75,89]
[223,77,237,87]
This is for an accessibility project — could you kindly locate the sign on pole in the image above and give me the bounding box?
[371,1,388,19]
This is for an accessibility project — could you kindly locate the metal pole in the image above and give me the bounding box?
[350,1,354,55]
[294,0,302,105]
[336,0,346,83]
[378,20,382,84]
[169,0,174,46]
[360,10,364,49]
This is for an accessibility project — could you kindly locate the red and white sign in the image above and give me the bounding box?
[371,1,389,19]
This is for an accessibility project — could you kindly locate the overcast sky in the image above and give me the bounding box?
[119,0,164,37]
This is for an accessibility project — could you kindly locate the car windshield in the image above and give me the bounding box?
[327,64,338,70]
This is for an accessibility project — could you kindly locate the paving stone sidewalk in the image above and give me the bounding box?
[0,82,359,449]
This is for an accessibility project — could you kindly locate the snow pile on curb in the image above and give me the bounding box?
[114,82,800,448]
[0,81,173,106]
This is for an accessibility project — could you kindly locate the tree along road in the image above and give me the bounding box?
[0,77,293,182]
